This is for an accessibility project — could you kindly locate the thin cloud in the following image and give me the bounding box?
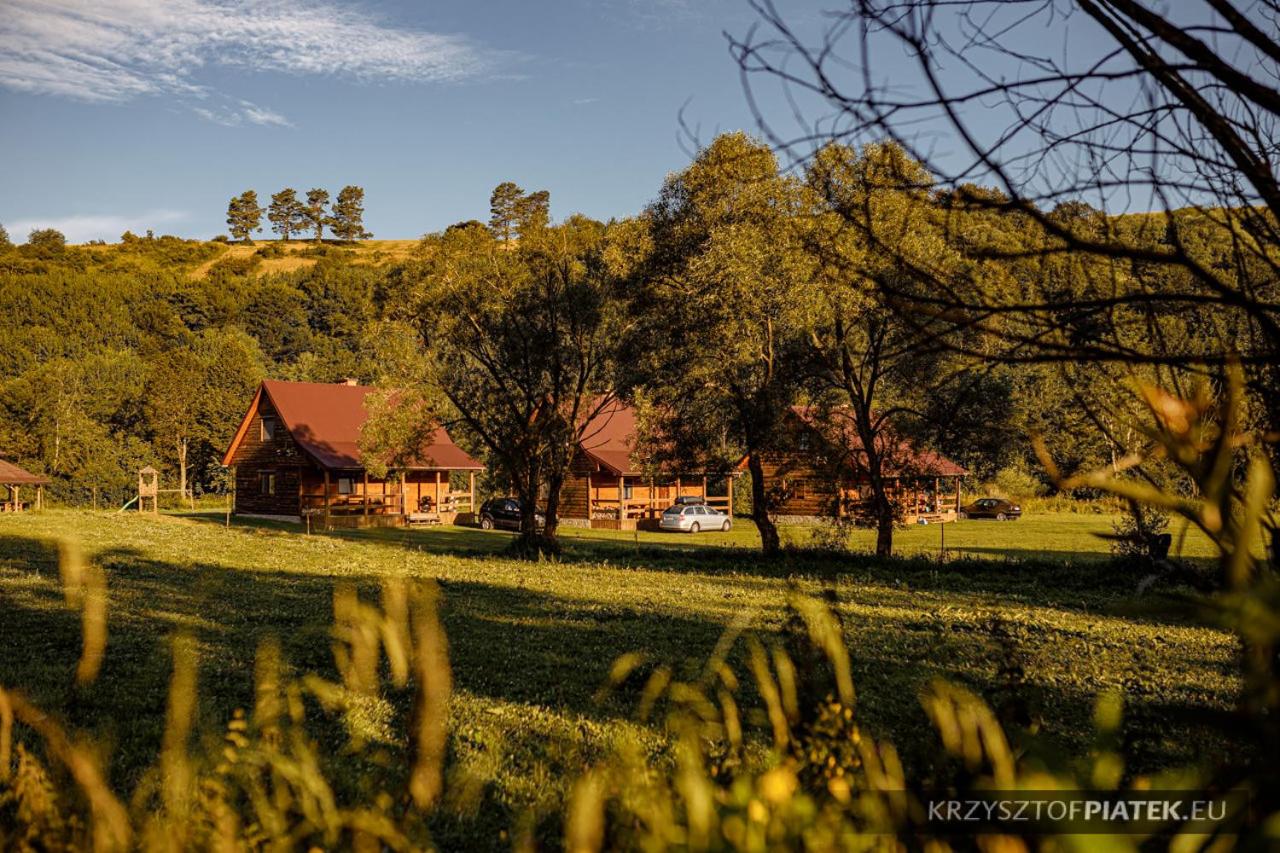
[5,209,189,243]
[0,0,497,125]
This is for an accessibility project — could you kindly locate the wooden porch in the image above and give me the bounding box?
[587,473,733,530]
[840,476,962,524]
[300,469,477,530]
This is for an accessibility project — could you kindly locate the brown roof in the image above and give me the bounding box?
[790,406,967,478]
[0,459,50,485]
[578,398,643,476]
[223,380,483,471]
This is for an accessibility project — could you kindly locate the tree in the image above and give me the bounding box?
[304,188,330,243]
[267,188,307,241]
[26,228,67,254]
[226,191,263,243]
[488,182,524,243]
[516,190,551,238]
[0,223,11,250]
[404,215,618,553]
[329,185,372,242]
[799,142,970,556]
[619,132,813,555]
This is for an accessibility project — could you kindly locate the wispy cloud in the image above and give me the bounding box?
[572,97,599,106]
[5,209,189,243]
[0,0,497,126]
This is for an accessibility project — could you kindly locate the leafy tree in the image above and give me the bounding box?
[226,191,263,243]
[304,188,330,243]
[404,215,618,553]
[799,142,968,556]
[0,223,11,250]
[329,185,372,242]
[26,228,67,254]
[267,188,307,241]
[619,132,812,555]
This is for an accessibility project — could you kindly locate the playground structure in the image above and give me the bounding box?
[120,466,190,513]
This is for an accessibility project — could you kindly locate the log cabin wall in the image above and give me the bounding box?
[230,397,307,517]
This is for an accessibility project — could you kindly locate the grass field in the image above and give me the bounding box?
[188,239,421,278]
[0,510,1238,847]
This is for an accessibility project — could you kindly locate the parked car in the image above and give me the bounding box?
[478,497,545,531]
[659,503,732,533]
[959,497,1022,520]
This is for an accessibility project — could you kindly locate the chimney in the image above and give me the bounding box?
[341,378,359,386]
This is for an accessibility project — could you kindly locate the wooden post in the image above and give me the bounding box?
[587,473,594,519]
[955,478,962,515]
[323,469,331,529]
[469,471,476,513]
[36,485,43,511]
[702,475,708,504]
[12,485,18,513]
[675,475,681,499]
[435,470,442,514]
[400,472,407,516]
[727,475,734,516]
[363,471,370,517]
[619,475,625,520]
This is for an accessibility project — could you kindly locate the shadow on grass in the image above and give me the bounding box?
[0,525,1243,847]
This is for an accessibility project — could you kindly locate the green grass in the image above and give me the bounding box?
[0,510,1239,848]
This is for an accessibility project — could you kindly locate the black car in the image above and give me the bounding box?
[478,497,545,531]
[959,497,1022,520]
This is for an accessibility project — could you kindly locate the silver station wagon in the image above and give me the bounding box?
[659,503,731,533]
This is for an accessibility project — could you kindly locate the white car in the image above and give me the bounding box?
[659,503,731,533]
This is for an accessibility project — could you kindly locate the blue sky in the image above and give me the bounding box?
[0,0,831,242]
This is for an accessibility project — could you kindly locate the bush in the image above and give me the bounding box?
[992,464,1048,499]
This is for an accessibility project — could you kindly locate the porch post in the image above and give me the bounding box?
[37,484,43,510]
[13,485,19,513]
[363,471,370,517]
[727,475,733,516]
[649,477,656,517]
[933,477,940,513]
[618,474,625,519]
[323,469,331,528]
[400,471,407,516]
[469,471,476,512]
[435,470,442,512]
[675,475,681,498]
[587,473,594,519]
[702,475,708,503]
[955,478,962,514]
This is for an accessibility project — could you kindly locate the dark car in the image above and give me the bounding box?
[959,497,1022,520]
[478,497,545,531]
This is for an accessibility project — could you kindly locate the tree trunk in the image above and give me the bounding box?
[178,436,189,502]
[543,472,563,542]
[747,450,780,556]
[873,485,894,558]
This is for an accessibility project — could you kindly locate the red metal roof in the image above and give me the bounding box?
[0,459,50,485]
[790,406,967,477]
[224,380,483,471]
[578,397,643,476]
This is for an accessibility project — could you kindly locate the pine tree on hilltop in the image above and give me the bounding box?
[226,191,264,243]
[488,182,524,243]
[304,188,330,243]
[268,188,306,241]
[329,185,372,242]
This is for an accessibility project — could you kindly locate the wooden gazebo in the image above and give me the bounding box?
[0,459,49,512]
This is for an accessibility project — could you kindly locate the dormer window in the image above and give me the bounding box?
[260,416,277,441]
[798,432,811,451]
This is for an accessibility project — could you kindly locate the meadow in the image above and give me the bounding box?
[0,510,1238,847]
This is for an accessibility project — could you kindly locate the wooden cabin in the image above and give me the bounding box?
[760,407,967,524]
[0,458,48,512]
[222,380,483,528]
[561,398,733,530]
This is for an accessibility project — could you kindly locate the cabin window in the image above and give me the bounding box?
[793,479,809,498]
[337,477,354,495]
[623,483,634,500]
[260,416,277,441]
[259,471,276,495]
